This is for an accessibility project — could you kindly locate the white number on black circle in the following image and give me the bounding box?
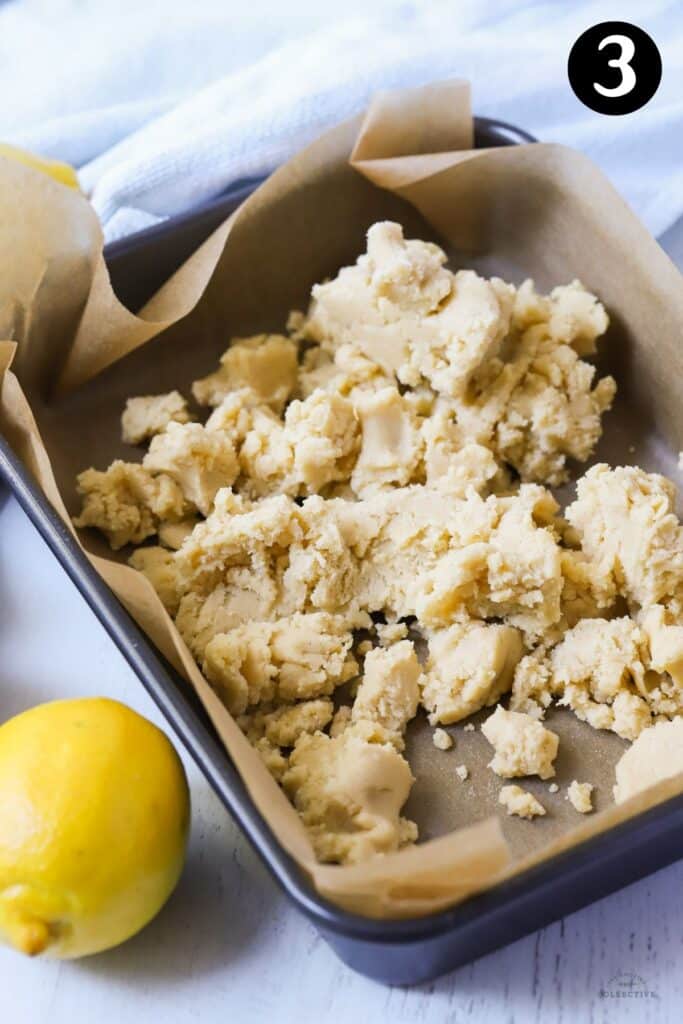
[594,33,637,97]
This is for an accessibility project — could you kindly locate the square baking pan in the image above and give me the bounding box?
[2,116,683,986]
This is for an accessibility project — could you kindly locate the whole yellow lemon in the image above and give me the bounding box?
[0,698,190,959]
[0,142,79,189]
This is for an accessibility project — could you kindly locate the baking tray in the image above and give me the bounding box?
[2,117,683,986]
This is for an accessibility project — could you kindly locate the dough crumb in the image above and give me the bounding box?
[482,706,559,779]
[551,617,653,740]
[566,464,683,609]
[463,723,476,732]
[192,334,298,412]
[121,391,193,445]
[499,785,546,819]
[432,728,453,751]
[351,640,421,750]
[422,622,522,725]
[456,764,469,781]
[143,421,238,516]
[548,783,559,794]
[567,780,594,813]
[202,612,357,715]
[74,461,188,549]
[376,621,409,646]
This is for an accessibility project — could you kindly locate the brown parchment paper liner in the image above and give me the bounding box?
[2,78,683,919]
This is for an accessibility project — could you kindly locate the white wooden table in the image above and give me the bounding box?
[2,219,682,1024]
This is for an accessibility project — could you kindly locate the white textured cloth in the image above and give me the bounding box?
[0,0,681,242]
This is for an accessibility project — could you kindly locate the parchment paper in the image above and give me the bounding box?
[2,79,683,919]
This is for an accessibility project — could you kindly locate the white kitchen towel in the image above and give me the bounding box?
[0,0,681,242]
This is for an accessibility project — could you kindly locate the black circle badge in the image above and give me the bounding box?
[568,21,662,115]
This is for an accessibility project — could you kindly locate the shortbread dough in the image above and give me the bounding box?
[613,719,683,803]
[282,727,417,864]
[121,391,194,445]
[73,221,683,863]
[482,706,559,779]
[567,780,594,813]
[499,785,546,819]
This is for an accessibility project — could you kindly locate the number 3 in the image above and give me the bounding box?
[594,33,637,97]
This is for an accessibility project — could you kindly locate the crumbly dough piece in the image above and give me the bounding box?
[452,322,615,486]
[192,334,298,412]
[350,387,422,496]
[510,613,678,741]
[566,464,683,609]
[421,408,499,492]
[238,390,360,498]
[432,728,453,751]
[300,221,514,396]
[285,389,360,493]
[553,616,648,703]
[613,718,683,803]
[567,780,594,813]
[549,280,610,355]
[559,548,617,629]
[510,649,555,719]
[282,728,417,864]
[177,480,566,642]
[253,738,289,781]
[364,484,561,636]
[128,545,180,615]
[499,784,546,819]
[143,422,238,515]
[495,332,615,485]
[482,706,559,779]
[175,561,280,658]
[376,621,408,646]
[551,617,653,740]
[351,641,421,749]
[329,704,352,738]
[297,342,393,401]
[74,461,188,549]
[204,387,268,444]
[640,604,683,686]
[269,611,359,701]
[202,612,357,715]
[237,407,293,495]
[121,391,193,445]
[413,485,563,639]
[421,622,523,725]
[456,764,469,781]
[175,491,300,595]
[241,698,334,749]
[203,621,276,715]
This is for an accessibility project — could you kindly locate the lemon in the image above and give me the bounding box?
[0,142,79,190]
[0,698,190,958]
